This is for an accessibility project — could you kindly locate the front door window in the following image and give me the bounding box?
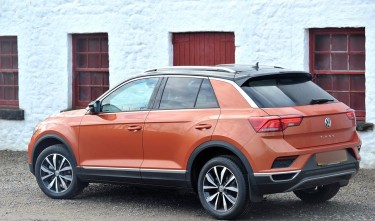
[101,77,159,112]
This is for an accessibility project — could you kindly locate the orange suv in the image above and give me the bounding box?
[28,65,361,219]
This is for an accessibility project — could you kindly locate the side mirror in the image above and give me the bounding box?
[88,100,101,114]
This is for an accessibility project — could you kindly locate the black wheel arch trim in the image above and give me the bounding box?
[186,140,263,201]
[30,133,76,175]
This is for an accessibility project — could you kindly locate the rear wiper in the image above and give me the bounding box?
[310,98,334,105]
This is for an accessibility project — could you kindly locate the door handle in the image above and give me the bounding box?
[195,124,212,130]
[128,125,142,132]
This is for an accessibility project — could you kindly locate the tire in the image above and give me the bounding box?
[35,144,85,199]
[293,183,341,203]
[197,156,248,220]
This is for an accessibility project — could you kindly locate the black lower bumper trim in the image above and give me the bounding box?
[253,152,359,195]
[76,167,187,187]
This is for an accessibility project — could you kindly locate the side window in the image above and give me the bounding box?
[101,78,159,113]
[196,79,219,108]
[159,77,202,109]
[159,77,219,110]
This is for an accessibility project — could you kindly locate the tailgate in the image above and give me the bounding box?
[262,102,356,149]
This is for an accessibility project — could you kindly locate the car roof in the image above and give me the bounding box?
[140,64,312,85]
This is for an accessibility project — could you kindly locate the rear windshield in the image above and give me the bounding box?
[241,76,337,108]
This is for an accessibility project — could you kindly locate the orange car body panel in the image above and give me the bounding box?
[142,108,220,170]
[78,111,148,168]
[209,79,250,109]
[27,109,86,164]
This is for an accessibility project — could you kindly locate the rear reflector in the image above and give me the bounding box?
[272,156,297,168]
[249,115,303,133]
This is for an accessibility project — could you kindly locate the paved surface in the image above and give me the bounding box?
[0,150,374,221]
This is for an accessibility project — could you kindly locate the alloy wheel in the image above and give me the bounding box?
[202,165,239,212]
[39,153,73,193]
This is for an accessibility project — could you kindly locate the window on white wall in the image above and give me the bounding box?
[310,28,366,121]
[72,33,109,109]
[0,36,18,108]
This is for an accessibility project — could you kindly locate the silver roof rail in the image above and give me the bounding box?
[218,63,284,69]
[144,66,236,73]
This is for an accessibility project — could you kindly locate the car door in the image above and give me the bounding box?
[78,77,161,182]
[142,77,220,186]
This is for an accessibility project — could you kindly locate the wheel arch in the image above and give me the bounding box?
[31,134,76,175]
[186,140,253,186]
[186,140,262,202]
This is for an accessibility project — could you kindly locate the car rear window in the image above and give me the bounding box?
[241,76,337,108]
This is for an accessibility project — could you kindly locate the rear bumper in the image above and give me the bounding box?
[252,152,359,194]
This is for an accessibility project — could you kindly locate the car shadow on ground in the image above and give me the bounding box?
[73,183,362,220]
[76,183,206,215]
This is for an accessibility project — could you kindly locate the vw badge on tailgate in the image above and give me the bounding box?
[325,117,332,128]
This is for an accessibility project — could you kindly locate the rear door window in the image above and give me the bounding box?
[241,76,337,108]
[159,77,219,110]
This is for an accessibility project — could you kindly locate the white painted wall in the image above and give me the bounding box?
[0,0,374,167]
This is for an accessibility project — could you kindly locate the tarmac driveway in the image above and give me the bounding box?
[0,150,374,220]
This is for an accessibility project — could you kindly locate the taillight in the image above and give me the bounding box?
[346,109,356,126]
[281,117,303,129]
[249,115,303,133]
[346,109,356,120]
[249,116,281,132]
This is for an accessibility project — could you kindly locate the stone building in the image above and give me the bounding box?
[0,0,374,167]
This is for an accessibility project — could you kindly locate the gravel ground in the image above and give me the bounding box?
[0,150,374,221]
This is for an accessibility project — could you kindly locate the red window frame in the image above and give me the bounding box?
[0,36,18,108]
[72,33,109,109]
[309,28,366,120]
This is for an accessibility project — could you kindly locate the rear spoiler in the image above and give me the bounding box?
[235,71,312,86]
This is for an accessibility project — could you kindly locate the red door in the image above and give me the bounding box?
[173,32,235,66]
